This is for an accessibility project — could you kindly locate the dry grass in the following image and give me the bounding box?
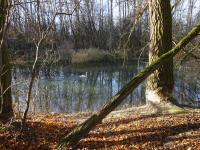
[71,48,113,64]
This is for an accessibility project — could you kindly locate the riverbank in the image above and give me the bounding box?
[11,48,148,66]
[1,105,200,149]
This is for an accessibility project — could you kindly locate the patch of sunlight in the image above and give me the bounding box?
[168,106,186,115]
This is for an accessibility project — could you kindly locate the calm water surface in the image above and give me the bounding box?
[11,62,200,113]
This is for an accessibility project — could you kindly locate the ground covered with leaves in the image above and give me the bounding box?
[0,111,200,149]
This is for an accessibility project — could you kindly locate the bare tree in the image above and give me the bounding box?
[21,1,78,128]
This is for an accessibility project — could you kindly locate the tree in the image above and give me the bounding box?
[146,0,174,103]
[58,22,200,148]
[0,0,13,120]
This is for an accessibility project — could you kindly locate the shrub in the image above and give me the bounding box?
[71,48,113,64]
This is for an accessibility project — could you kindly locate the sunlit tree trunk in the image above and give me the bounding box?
[146,0,174,103]
[0,0,13,119]
[58,22,200,148]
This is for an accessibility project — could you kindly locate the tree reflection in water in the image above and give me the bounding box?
[12,62,200,113]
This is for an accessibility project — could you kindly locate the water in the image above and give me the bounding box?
[11,61,200,113]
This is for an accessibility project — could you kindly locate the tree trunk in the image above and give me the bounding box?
[0,0,13,120]
[146,0,174,103]
[1,44,13,117]
[0,46,1,110]
[58,22,200,148]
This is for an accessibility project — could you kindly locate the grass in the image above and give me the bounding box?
[70,48,140,64]
[71,48,114,64]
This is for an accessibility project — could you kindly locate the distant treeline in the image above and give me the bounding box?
[6,0,200,59]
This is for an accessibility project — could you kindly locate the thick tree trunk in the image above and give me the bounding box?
[58,22,200,148]
[0,44,13,117]
[0,0,13,119]
[0,47,2,110]
[146,0,174,103]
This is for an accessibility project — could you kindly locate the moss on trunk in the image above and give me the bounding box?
[58,22,200,148]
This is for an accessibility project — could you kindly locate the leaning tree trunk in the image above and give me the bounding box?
[146,0,174,103]
[0,0,13,119]
[58,22,200,148]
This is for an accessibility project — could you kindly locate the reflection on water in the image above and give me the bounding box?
[12,63,146,113]
[175,63,200,107]
[12,62,200,113]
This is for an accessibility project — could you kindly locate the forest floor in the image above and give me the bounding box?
[1,105,200,150]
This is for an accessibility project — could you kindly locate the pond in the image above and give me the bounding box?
[11,61,200,113]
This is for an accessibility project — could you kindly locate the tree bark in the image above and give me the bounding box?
[1,44,13,117]
[58,22,200,148]
[0,0,13,120]
[146,0,174,103]
[0,49,1,110]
